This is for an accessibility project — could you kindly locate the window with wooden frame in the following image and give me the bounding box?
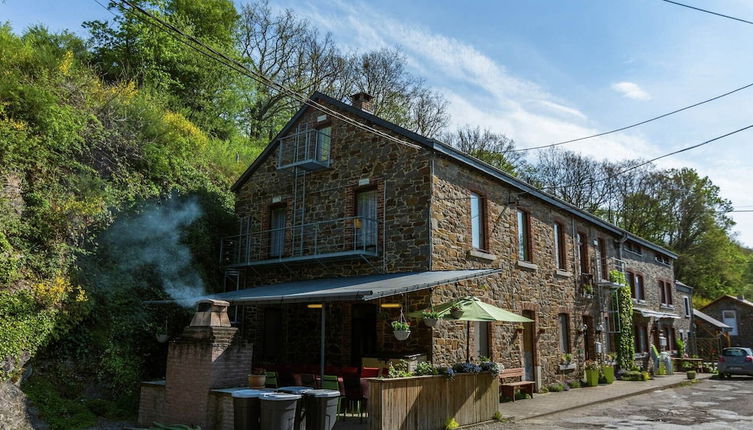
[470,192,487,250]
[598,237,608,280]
[624,240,642,255]
[626,271,645,300]
[316,125,332,162]
[577,231,589,275]
[634,323,649,353]
[659,280,673,306]
[516,209,531,262]
[355,188,378,249]
[553,222,566,270]
[269,205,287,257]
[558,313,571,353]
[655,253,671,265]
[683,296,691,317]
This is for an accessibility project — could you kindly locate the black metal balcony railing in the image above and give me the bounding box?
[220,216,378,267]
[277,128,331,171]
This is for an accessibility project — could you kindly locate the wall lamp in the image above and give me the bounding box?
[307,304,323,309]
[380,303,402,309]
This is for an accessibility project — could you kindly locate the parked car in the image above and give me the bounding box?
[718,347,753,378]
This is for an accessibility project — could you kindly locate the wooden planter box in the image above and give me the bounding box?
[368,372,499,430]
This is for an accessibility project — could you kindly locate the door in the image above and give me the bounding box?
[583,315,594,361]
[522,310,536,382]
[350,304,377,366]
[269,206,286,257]
[356,189,378,249]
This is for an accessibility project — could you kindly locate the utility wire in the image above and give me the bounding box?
[660,0,753,26]
[542,124,753,192]
[110,0,421,151]
[512,81,753,152]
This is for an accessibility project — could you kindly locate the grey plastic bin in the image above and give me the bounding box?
[232,389,264,430]
[259,392,301,430]
[303,389,340,430]
[278,386,315,430]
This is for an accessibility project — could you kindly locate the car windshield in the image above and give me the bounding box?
[722,348,748,357]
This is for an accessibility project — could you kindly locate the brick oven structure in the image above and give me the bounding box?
[138,299,252,428]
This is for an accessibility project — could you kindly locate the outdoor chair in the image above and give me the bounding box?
[360,367,380,378]
[265,371,278,388]
[321,374,339,390]
[343,373,368,423]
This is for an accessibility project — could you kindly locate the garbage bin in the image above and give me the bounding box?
[259,392,301,430]
[232,389,263,430]
[278,386,315,430]
[303,389,340,430]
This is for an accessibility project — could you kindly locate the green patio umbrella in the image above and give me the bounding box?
[408,296,533,362]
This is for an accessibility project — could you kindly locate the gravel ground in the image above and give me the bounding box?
[478,377,753,429]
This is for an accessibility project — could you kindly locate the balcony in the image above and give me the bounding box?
[220,216,378,267]
[277,128,331,171]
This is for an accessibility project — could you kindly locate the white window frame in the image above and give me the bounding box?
[723,310,739,336]
[683,296,691,318]
[470,192,484,250]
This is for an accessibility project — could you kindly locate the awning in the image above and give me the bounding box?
[634,307,680,319]
[694,309,732,331]
[195,269,500,305]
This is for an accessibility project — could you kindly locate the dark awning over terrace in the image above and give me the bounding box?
[198,269,500,304]
[694,309,732,331]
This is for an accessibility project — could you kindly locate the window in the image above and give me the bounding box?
[598,237,608,280]
[577,232,589,274]
[635,274,644,300]
[624,241,642,255]
[356,189,378,248]
[655,253,671,265]
[476,321,490,359]
[659,280,673,305]
[470,193,486,250]
[317,126,331,162]
[516,209,531,261]
[634,323,648,353]
[553,222,566,270]
[723,310,739,336]
[269,205,286,257]
[683,296,691,317]
[558,313,571,353]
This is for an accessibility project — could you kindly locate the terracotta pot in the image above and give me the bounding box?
[248,374,266,388]
[393,330,411,341]
[423,318,438,328]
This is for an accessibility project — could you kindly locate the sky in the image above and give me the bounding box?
[2,0,753,245]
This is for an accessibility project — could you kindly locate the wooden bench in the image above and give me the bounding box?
[499,368,535,402]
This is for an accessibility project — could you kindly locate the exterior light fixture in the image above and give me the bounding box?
[380,303,401,309]
[307,304,323,309]
[595,323,605,333]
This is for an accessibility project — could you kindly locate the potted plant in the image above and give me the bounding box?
[559,353,576,371]
[450,304,464,319]
[248,368,266,388]
[421,309,441,327]
[584,360,600,387]
[391,320,411,341]
[602,362,615,384]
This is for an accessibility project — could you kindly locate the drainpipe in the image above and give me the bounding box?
[428,155,435,271]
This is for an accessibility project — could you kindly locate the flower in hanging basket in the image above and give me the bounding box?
[391,320,411,340]
[449,304,464,319]
[421,309,440,327]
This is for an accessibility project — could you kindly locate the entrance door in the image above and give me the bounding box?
[522,310,536,382]
[350,304,377,366]
[583,315,594,361]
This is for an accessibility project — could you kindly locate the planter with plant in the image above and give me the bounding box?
[559,353,576,371]
[450,304,464,319]
[391,320,411,340]
[584,360,600,387]
[687,370,696,380]
[421,309,441,327]
[602,363,615,384]
[248,368,266,388]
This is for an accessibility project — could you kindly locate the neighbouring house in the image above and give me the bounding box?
[138,91,683,428]
[693,308,731,360]
[674,281,695,354]
[701,295,753,348]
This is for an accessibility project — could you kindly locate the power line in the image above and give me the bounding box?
[543,124,753,192]
[512,81,753,152]
[660,0,753,26]
[110,0,421,151]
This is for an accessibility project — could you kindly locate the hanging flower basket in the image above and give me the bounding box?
[421,309,440,328]
[423,318,438,328]
[450,305,464,319]
[392,320,411,341]
[156,334,169,343]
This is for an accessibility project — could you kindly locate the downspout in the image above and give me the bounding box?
[428,155,435,271]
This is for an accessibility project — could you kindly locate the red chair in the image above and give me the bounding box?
[360,367,380,378]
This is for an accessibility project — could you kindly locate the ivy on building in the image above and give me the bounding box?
[610,270,635,370]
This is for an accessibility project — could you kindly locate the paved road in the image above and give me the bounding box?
[498,377,753,429]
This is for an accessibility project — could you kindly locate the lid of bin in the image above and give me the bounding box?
[278,386,315,394]
[232,389,264,398]
[260,393,301,401]
[306,389,341,398]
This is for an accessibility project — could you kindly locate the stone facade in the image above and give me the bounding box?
[702,296,753,348]
[227,92,678,388]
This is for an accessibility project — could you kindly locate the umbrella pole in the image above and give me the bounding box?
[466,321,470,363]
[320,305,325,384]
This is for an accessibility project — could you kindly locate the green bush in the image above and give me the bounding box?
[22,375,96,430]
[567,380,582,389]
[620,370,643,381]
[547,383,565,392]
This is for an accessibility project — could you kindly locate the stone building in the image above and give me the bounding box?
[701,295,753,348]
[216,91,680,387]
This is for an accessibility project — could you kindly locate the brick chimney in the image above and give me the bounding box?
[153,299,253,428]
[350,92,374,112]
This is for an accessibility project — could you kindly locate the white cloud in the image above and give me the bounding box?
[611,82,651,101]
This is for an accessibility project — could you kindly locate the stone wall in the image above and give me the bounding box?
[137,382,166,427]
[702,297,753,348]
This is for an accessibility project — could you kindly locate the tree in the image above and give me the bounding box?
[442,125,524,175]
